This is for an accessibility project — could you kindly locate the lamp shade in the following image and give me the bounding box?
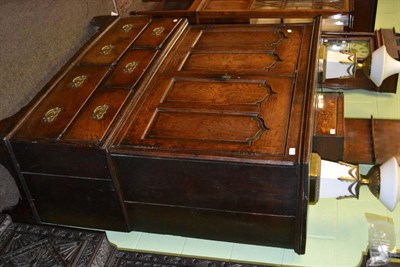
[379,157,400,211]
[370,45,400,87]
[315,155,400,211]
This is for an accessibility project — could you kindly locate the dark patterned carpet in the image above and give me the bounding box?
[0,214,271,267]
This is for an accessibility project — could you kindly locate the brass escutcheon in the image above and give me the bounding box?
[221,73,231,80]
[71,75,87,88]
[100,44,115,55]
[152,27,165,36]
[123,61,138,74]
[121,23,133,32]
[43,107,62,123]
[91,104,109,121]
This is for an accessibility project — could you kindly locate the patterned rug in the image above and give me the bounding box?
[0,214,269,267]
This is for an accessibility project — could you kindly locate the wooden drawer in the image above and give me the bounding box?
[12,142,111,179]
[15,65,109,140]
[125,201,295,249]
[113,155,298,216]
[24,173,127,231]
[63,88,131,142]
[312,93,344,161]
[131,18,182,49]
[80,16,150,65]
[103,49,158,88]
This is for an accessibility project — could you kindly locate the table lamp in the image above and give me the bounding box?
[311,155,400,211]
[370,45,400,87]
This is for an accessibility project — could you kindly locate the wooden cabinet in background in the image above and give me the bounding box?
[137,0,353,23]
[344,117,400,165]
[312,93,344,161]
[137,0,378,32]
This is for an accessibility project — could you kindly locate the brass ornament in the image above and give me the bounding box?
[123,61,139,74]
[152,27,165,36]
[100,44,115,55]
[121,24,134,32]
[43,107,62,123]
[71,75,87,88]
[91,104,109,121]
[221,73,231,80]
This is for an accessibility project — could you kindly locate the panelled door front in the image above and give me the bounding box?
[116,22,316,164]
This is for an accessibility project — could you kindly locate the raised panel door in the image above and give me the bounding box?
[114,23,315,164]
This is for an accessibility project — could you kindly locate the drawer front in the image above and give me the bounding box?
[15,66,109,140]
[103,49,158,88]
[113,155,298,216]
[12,142,111,179]
[63,88,131,142]
[125,202,295,249]
[80,16,150,65]
[132,18,182,49]
[24,173,127,231]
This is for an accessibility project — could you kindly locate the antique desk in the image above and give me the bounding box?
[0,15,321,254]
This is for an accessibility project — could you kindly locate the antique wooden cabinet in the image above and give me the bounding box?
[0,15,321,254]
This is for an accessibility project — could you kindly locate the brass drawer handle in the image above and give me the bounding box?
[152,27,165,36]
[100,44,115,55]
[121,23,133,32]
[71,75,87,88]
[123,61,138,74]
[43,107,62,123]
[91,104,109,121]
[221,73,231,80]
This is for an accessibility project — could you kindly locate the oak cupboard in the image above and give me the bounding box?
[0,15,321,254]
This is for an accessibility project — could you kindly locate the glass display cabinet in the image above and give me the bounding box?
[136,0,377,31]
